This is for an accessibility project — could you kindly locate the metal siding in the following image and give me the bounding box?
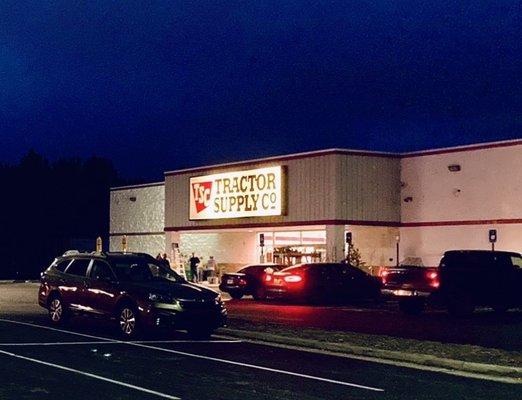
[165,154,399,229]
[337,155,400,222]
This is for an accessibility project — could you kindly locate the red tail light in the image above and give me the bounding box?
[427,271,438,280]
[239,279,247,286]
[426,270,439,288]
[283,275,302,283]
[380,270,389,284]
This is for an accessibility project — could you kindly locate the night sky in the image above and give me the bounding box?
[1,1,520,180]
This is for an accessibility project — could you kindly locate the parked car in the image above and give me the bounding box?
[39,251,227,338]
[265,263,382,303]
[219,263,284,300]
[381,250,522,316]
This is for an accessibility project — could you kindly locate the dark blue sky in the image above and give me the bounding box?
[1,1,520,180]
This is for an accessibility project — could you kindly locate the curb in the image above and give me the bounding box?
[219,328,522,382]
[0,280,39,284]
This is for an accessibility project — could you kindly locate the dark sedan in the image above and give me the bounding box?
[219,263,285,300]
[265,263,382,304]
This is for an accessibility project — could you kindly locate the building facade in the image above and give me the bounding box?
[109,139,522,272]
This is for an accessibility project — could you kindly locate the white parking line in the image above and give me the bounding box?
[0,318,384,392]
[0,348,181,400]
[0,339,243,346]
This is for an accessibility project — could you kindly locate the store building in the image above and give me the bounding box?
[109,139,521,272]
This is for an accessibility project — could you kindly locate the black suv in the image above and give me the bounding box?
[39,251,227,338]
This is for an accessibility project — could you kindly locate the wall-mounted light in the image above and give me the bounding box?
[403,196,413,203]
[129,196,137,202]
[448,164,461,172]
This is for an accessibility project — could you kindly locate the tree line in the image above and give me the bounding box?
[0,150,128,279]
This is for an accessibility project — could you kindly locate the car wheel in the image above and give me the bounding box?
[492,304,509,314]
[118,305,139,338]
[399,298,425,315]
[229,291,244,300]
[187,327,215,340]
[48,295,68,325]
[252,286,266,301]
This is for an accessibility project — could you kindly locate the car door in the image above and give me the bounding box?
[322,264,346,301]
[84,260,119,315]
[339,265,371,300]
[62,258,92,310]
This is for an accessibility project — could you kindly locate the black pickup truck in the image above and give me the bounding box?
[381,250,522,316]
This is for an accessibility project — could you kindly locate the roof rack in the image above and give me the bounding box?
[105,251,154,258]
[62,250,107,257]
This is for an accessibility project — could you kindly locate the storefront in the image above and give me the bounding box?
[110,139,522,273]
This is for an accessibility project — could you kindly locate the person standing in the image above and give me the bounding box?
[161,253,171,269]
[189,252,200,282]
[205,256,217,282]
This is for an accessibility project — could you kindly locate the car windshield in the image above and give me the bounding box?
[280,264,308,273]
[111,259,184,283]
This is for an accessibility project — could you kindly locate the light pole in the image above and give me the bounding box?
[395,234,400,267]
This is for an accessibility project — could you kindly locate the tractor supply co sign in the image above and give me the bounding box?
[189,166,286,220]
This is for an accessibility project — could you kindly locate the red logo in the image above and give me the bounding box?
[192,181,213,213]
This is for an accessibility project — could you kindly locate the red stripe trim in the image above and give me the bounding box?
[110,232,165,236]
[164,219,400,231]
[401,218,522,227]
[164,217,522,232]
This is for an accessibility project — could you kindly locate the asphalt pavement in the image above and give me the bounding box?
[0,283,520,399]
[226,298,522,351]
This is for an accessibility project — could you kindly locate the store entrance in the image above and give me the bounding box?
[257,230,326,266]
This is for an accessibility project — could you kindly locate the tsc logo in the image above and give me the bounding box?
[192,181,212,213]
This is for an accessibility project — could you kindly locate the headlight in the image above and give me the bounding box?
[148,293,171,303]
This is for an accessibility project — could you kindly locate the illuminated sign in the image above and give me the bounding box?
[189,166,285,220]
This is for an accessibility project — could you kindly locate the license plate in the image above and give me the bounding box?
[393,289,414,296]
[226,279,235,284]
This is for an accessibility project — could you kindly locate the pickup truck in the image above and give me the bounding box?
[381,250,522,316]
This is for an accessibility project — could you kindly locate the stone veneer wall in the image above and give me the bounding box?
[109,184,165,256]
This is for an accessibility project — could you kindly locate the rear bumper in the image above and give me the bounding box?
[266,287,303,300]
[381,288,432,298]
[219,284,247,293]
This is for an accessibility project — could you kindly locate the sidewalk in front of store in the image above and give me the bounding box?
[218,317,522,383]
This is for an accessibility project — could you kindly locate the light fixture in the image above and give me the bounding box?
[448,164,461,172]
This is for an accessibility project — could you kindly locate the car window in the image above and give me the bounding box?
[281,265,308,274]
[90,260,116,281]
[54,259,72,272]
[65,259,91,277]
[343,265,367,278]
[511,256,522,269]
[238,266,256,274]
[111,259,183,282]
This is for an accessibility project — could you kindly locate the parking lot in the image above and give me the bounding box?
[226,298,522,351]
[0,283,520,399]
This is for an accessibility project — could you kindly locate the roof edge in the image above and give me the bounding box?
[110,181,164,191]
[164,148,398,176]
